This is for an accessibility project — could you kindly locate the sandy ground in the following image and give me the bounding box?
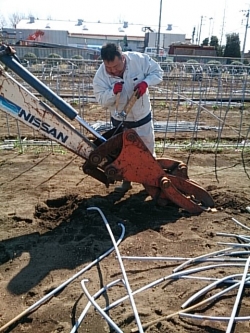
[0,142,249,333]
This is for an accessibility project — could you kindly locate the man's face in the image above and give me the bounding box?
[103,55,126,76]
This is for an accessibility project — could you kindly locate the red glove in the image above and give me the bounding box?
[134,81,148,98]
[113,82,123,94]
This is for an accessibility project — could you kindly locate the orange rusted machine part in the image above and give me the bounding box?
[84,129,214,214]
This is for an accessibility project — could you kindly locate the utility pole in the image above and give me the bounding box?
[156,0,163,57]
[220,1,227,46]
[198,16,205,45]
[241,9,250,61]
[208,17,213,42]
[192,27,195,44]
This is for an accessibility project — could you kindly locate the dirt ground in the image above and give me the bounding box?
[0,100,250,333]
[0,150,249,332]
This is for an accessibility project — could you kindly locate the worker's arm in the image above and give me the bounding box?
[140,53,163,86]
[93,65,117,107]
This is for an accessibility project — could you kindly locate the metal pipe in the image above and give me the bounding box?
[120,255,248,262]
[87,207,144,333]
[130,273,250,333]
[70,279,124,333]
[102,263,246,312]
[227,250,250,256]
[0,223,125,333]
[173,247,234,273]
[180,312,250,321]
[81,279,123,333]
[232,217,250,231]
[217,242,250,248]
[181,273,250,308]
[171,275,250,286]
[226,256,250,333]
[216,232,250,243]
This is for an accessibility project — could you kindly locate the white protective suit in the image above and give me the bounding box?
[93,51,163,155]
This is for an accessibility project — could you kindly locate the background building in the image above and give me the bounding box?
[1,17,186,59]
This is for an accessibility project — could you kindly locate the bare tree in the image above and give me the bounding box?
[0,15,7,28]
[9,12,25,28]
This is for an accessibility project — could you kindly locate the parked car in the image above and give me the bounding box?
[144,47,166,58]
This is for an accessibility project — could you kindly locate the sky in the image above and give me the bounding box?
[1,0,250,52]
